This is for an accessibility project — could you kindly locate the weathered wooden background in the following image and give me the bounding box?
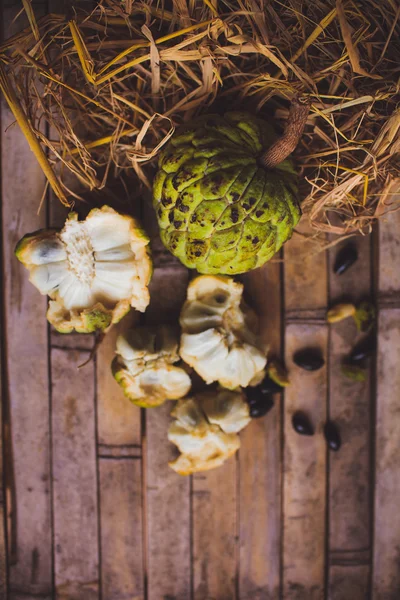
[1,2,400,599]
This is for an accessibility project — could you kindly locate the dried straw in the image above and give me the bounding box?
[0,0,399,237]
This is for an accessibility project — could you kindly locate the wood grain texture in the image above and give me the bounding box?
[284,225,328,315]
[193,462,237,600]
[97,314,144,598]
[372,308,400,600]
[283,323,328,600]
[327,235,372,594]
[99,458,144,600]
[2,4,52,597]
[97,315,141,447]
[145,266,191,600]
[329,564,370,600]
[239,262,282,600]
[378,206,400,299]
[51,349,99,600]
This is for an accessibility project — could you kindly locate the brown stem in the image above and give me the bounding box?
[260,96,311,169]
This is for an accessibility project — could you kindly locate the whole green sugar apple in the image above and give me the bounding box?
[153,98,309,274]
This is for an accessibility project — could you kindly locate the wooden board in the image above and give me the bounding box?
[283,323,328,599]
[0,320,7,599]
[1,4,53,598]
[327,235,372,597]
[373,308,400,600]
[283,225,328,599]
[51,349,99,600]
[193,463,237,600]
[97,316,145,599]
[239,261,282,600]
[144,266,191,600]
[372,201,400,600]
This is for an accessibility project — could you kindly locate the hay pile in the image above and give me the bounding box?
[0,0,399,237]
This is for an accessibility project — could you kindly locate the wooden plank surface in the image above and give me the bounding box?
[327,235,372,598]
[144,264,191,600]
[97,316,145,599]
[239,261,282,600]
[1,3,53,598]
[51,349,99,600]
[372,202,400,600]
[283,224,328,599]
[283,323,328,599]
[0,298,7,599]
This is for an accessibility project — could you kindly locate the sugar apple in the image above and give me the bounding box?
[179,275,267,389]
[112,324,191,408]
[15,206,152,333]
[153,104,307,274]
[168,391,250,475]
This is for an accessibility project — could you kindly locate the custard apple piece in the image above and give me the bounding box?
[178,300,224,333]
[206,152,253,174]
[215,204,246,231]
[171,397,209,433]
[210,224,242,252]
[187,200,227,238]
[184,274,242,304]
[199,390,251,434]
[224,164,258,205]
[180,329,229,384]
[169,128,197,147]
[16,229,66,264]
[172,157,209,192]
[161,173,179,208]
[175,181,205,217]
[240,169,266,213]
[218,343,267,389]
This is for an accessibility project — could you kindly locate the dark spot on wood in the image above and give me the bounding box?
[31,547,39,584]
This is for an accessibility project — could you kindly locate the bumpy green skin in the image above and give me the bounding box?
[153,112,301,274]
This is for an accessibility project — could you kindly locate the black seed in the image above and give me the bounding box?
[292,411,314,436]
[231,208,239,223]
[246,390,275,418]
[324,421,341,451]
[255,210,264,218]
[334,243,358,275]
[259,376,283,394]
[293,348,325,371]
[253,236,259,244]
[350,335,376,362]
[215,294,226,304]
[174,220,183,229]
[248,196,257,206]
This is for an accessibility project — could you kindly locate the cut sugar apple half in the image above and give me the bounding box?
[15,206,152,333]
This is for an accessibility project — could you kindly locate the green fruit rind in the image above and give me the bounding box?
[154,112,301,275]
